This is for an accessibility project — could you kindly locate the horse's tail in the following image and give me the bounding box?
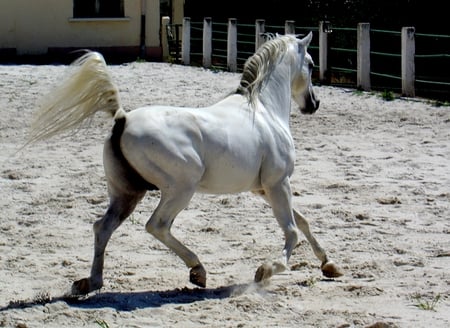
[26,51,124,146]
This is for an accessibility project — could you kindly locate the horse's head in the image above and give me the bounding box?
[291,32,320,114]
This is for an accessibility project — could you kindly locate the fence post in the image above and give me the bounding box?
[161,16,170,61]
[255,19,265,51]
[357,23,371,91]
[319,21,331,83]
[227,18,238,72]
[181,17,191,65]
[285,20,295,34]
[402,27,415,97]
[203,17,212,68]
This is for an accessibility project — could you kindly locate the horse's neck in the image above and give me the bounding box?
[259,64,292,124]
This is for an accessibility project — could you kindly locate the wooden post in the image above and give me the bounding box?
[203,17,212,68]
[285,20,295,35]
[319,21,331,83]
[255,19,265,51]
[357,23,371,91]
[161,16,170,61]
[181,17,191,65]
[227,18,237,72]
[402,27,415,97]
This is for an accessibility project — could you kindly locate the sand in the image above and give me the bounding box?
[0,60,449,328]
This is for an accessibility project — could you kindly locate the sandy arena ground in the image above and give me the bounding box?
[0,60,449,327]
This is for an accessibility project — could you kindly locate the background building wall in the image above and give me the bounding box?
[0,0,163,61]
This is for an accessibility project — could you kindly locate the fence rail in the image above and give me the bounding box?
[163,17,450,101]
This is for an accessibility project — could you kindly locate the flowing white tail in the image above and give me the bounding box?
[27,51,122,145]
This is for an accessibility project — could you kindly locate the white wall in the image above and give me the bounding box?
[0,0,161,58]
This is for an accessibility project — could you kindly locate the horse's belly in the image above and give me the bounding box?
[197,161,261,194]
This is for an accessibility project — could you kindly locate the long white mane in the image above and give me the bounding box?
[237,34,298,106]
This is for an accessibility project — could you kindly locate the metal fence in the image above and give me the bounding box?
[166,18,449,101]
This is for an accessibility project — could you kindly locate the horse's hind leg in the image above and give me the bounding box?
[71,190,145,295]
[71,131,148,296]
[293,209,343,278]
[145,188,206,287]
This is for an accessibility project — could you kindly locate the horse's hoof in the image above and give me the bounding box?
[190,264,206,288]
[321,261,344,278]
[71,278,91,295]
[254,263,273,283]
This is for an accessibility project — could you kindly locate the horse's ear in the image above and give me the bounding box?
[299,32,313,47]
[260,32,276,41]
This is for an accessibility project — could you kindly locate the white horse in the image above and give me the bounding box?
[28,32,342,296]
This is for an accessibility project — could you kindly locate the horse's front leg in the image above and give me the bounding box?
[71,192,144,295]
[145,189,206,287]
[254,180,299,282]
[293,209,343,278]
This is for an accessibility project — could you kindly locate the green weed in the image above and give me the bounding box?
[95,319,110,328]
[381,89,395,101]
[129,213,140,225]
[411,293,441,311]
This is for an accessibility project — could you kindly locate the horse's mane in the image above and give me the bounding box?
[236,34,296,106]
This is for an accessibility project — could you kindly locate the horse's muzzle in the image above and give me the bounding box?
[301,92,320,114]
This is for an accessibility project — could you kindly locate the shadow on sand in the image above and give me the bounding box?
[0,283,258,312]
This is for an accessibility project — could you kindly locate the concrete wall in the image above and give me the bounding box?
[0,0,164,61]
